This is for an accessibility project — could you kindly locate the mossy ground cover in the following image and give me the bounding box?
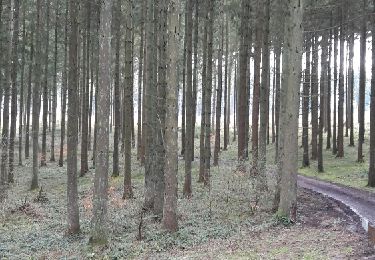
[0,133,373,259]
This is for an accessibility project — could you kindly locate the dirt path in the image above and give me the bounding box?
[298,175,375,231]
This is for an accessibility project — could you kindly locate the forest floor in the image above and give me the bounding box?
[0,133,375,259]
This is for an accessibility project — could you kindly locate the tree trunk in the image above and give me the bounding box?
[348,22,355,147]
[137,0,145,161]
[90,0,113,244]
[59,0,69,167]
[258,0,270,184]
[191,0,199,160]
[18,3,26,166]
[41,0,51,167]
[302,36,310,167]
[183,0,193,197]
[123,0,134,199]
[204,0,214,186]
[276,0,303,221]
[369,0,375,187]
[337,4,346,158]
[358,0,366,162]
[213,3,224,167]
[8,0,21,183]
[199,2,208,183]
[163,0,179,232]
[318,34,328,173]
[50,0,59,162]
[311,35,318,161]
[112,0,121,177]
[251,0,264,168]
[332,27,338,154]
[238,0,250,160]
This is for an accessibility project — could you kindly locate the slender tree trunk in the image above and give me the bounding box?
[180,7,187,157]
[333,27,338,154]
[318,34,328,172]
[66,0,80,234]
[90,0,113,244]
[358,0,366,162]
[369,0,375,187]
[59,1,69,167]
[18,3,26,166]
[348,22,355,147]
[41,0,51,167]
[252,0,264,169]
[25,30,34,160]
[274,46,281,162]
[258,0,270,184]
[8,0,21,183]
[337,4,346,158]
[137,0,145,161]
[191,0,199,160]
[163,0,179,232]
[223,15,229,151]
[213,3,224,167]
[204,0,214,186]
[50,0,59,162]
[326,20,332,150]
[311,35,318,160]
[112,0,121,177]
[238,0,250,160]
[183,0,193,197]
[123,0,134,199]
[31,0,43,190]
[302,36,310,167]
[199,2,208,183]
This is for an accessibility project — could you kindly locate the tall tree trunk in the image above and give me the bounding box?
[348,22,355,147]
[162,0,179,232]
[50,0,59,162]
[326,20,332,150]
[337,4,346,158]
[31,0,43,190]
[90,0,113,244]
[137,0,145,161]
[358,0,366,162]
[302,36,310,167]
[183,0,193,197]
[274,46,281,162]
[258,0,270,184]
[25,30,34,160]
[180,7,187,157]
[18,3,26,166]
[112,0,121,177]
[310,35,318,160]
[41,0,51,167]
[223,17,230,150]
[66,0,80,234]
[8,0,21,183]
[369,0,375,187]
[123,0,134,199]
[332,26,338,154]
[318,34,328,172]
[252,0,264,168]
[59,0,69,167]
[213,3,223,167]
[191,0,199,160]
[276,0,303,221]
[204,0,214,186]
[238,0,250,160]
[199,2,208,183]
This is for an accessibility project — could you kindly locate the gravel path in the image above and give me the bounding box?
[298,175,375,231]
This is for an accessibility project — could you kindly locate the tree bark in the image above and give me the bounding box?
[90,0,113,244]
[358,0,366,162]
[302,36,310,167]
[369,0,375,187]
[276,0,303,221]
[163,0,179,232]
[8,0,21,183]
